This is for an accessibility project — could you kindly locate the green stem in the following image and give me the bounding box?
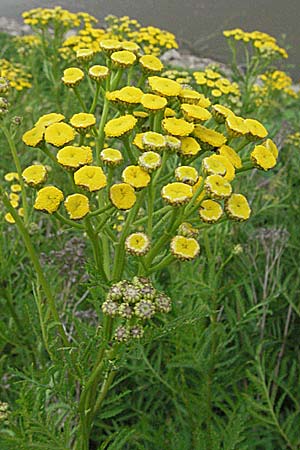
[85,217,108,282]
[73,86,87,112]
[54,211,85,229]
[89,82,101,114]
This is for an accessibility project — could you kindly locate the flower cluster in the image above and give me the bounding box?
[0,59,32,91]
[193,68,240,103]
[254,70,298,103]
[223,28,288,59]
[22,6,89,30]
[102,277,172,342]
[3,172,24,223]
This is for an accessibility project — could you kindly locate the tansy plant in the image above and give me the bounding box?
[0,8,281,450]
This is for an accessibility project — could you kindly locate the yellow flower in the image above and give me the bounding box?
[178,88,203,104]
[148,76,181,97]
[44,122,75,147]
[218,145,242,169]
[110,183,137,209]
[162,117,194,137]
[140,93,167,111]
[178,222,199,238]
[57,145,93,170]
[138,151,161,172]
[133,111,149,120]
[250,145,276,170]
[62,67,84,87]
[225,115,248,138]
[164,107,176,117]
[199,199,223,223]
[18,207,24,217]
[122,165,151,189]
[244,118,268,140]
[181,103,212,122]
[4,172,19,181]
[22,164,47,187]
[88,65,109,81]
[170,235,200,261]
[211,89,222,97]
[205,174,232,199]
[165,135,181,152]
[76,48,94,62]
[225,194,251,221]
[35,113,65,128]
[100,39,122,53]
[5,213,15,224]
[179,137,201,157]
[22,126,44,147]
[104,115,137,138]
[100,148,123,166]
[111,50,136,67]
[203,154,235,181]
[64,193,90,220]
[140,54,163,72]
[161,182,193,205]
[193,125,226,149]
[116,86,143,104]
[70,113,96,131]
[120,41,140,53]
[211,104,234,123]
[34,186,64,214]
[74,165,107,192]
[142,131,166,151]
[125,232,150,255]
[9,193,19,202]
[11,184,21,192]
[197,95,211,108]
[175,166,198,185]
[133,133,145,151]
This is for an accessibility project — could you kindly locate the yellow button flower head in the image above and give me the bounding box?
[225,193,251,221]
[211,104,234,123]
[140,55,163,73]
[120,41,140,54]
[179,137,201,157]
[178,222,199,238]
[141,93,167,111]
[203,154,235,181]
[244,118,268,140]
[5,213,15,224]
[133,111,149,121]
[22,126,44,147]
[181,103,212,123]
[193,125,227,149]
[178,88,203,105]
[4,172,19,181]
[116,86,143,105]
[164,107,176,117]
[64,193,90,220]
[170,235,200,261]
[76,48,94,62]
[11,184,21,192]
[122,165,151,189]
[110,183,137,210]
[161,182,193,206]
[142,131,166,151]
[218,145,242,169]
[10,200,19,208]
[88,65,109,82]
[205,174,232,199]
[199,199,223,223]
[264,138,278,159]
[34,186,64,214]
[211,89,222,98]
[197,95,211,108]
[62,67,84,87]
[99,39,122,53]
[100,148,123,166]
[162,117,194,137]
[138,151,161,172]
[70,113,96,132]
[104,114,137,138]
[165,135,181,152]
[250,145,276,170]
[9,193,19,202]
[35,113,65,128]
[74,165,107,192]
[125,232,150,256]
[57,145,93,170]
[44,122,75,147]
[148,76,181,97]
[111,50,136,68]
[225,115,248,138]
[22,164,47,187]
[175,166,198,185]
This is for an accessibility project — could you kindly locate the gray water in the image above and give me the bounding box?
[1,0,300,78]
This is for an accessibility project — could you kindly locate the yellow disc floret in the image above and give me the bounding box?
[64,193,90,220]
[44,122,75,147]
[109,183,137,210]
[122,165,151,189]
[74,165,107,192]
[22,164,47,187]
[161,182,193,205]
[34,186,64,214]
[170,235,200,261]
